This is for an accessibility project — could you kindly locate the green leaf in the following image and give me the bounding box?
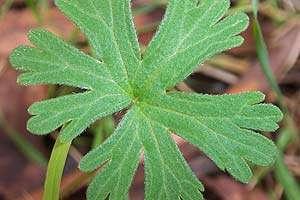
[80,107,203,200]
[134,0,248,96]
[80,108,143,200]
[43,138,71,200]
[27,91,130,142]
[9,0,283,199]
[139,92,282,183]
[55,0,141,91]
[10,29,131,142]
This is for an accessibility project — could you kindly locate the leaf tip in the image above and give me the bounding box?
[249,91,266,103]
[9,45,26,69]
[27,117,43,135]
[272,104,284,123]
[238,12,250,29]
[16,73,30,85]
[27,28,49,44]
[234,35,245,47]
[28,103,39,115]
[9,48,18,67]
[78,158,90,172]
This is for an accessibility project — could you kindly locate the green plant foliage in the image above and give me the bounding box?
[9,0,283,199]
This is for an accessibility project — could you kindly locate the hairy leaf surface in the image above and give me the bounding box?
[140,92,282,183]
[9,0,283,199]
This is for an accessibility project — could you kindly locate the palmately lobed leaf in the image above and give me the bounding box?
[9,0,283,199]
[10,28,132,142]
[134,0,249,97]
[140,91,282,183]
[80,106,204,200]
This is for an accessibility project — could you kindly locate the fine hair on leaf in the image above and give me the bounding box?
[9,0,283,199]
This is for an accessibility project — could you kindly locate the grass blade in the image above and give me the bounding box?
[0,112,47,166]
[251,1,300,199]
[275,153,300,200]
[252,4,284,105]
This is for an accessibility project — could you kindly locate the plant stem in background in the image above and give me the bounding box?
[0,112,47,166]
[43,137,71,200]
[252,0,284,107]
[251,1,300,199]
[275,119,300,200]
[91,116,115,149]
[0,0,13,19]
[25,0,49,24]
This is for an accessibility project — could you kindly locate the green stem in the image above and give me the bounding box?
[252,6,285,108]
[0,112,47,166]
[251,1,300,199]
[91,116,115,149]
[0,0,13,19]
[43,137,71,200]
[274,121,300,200]
[274,152,300,200]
